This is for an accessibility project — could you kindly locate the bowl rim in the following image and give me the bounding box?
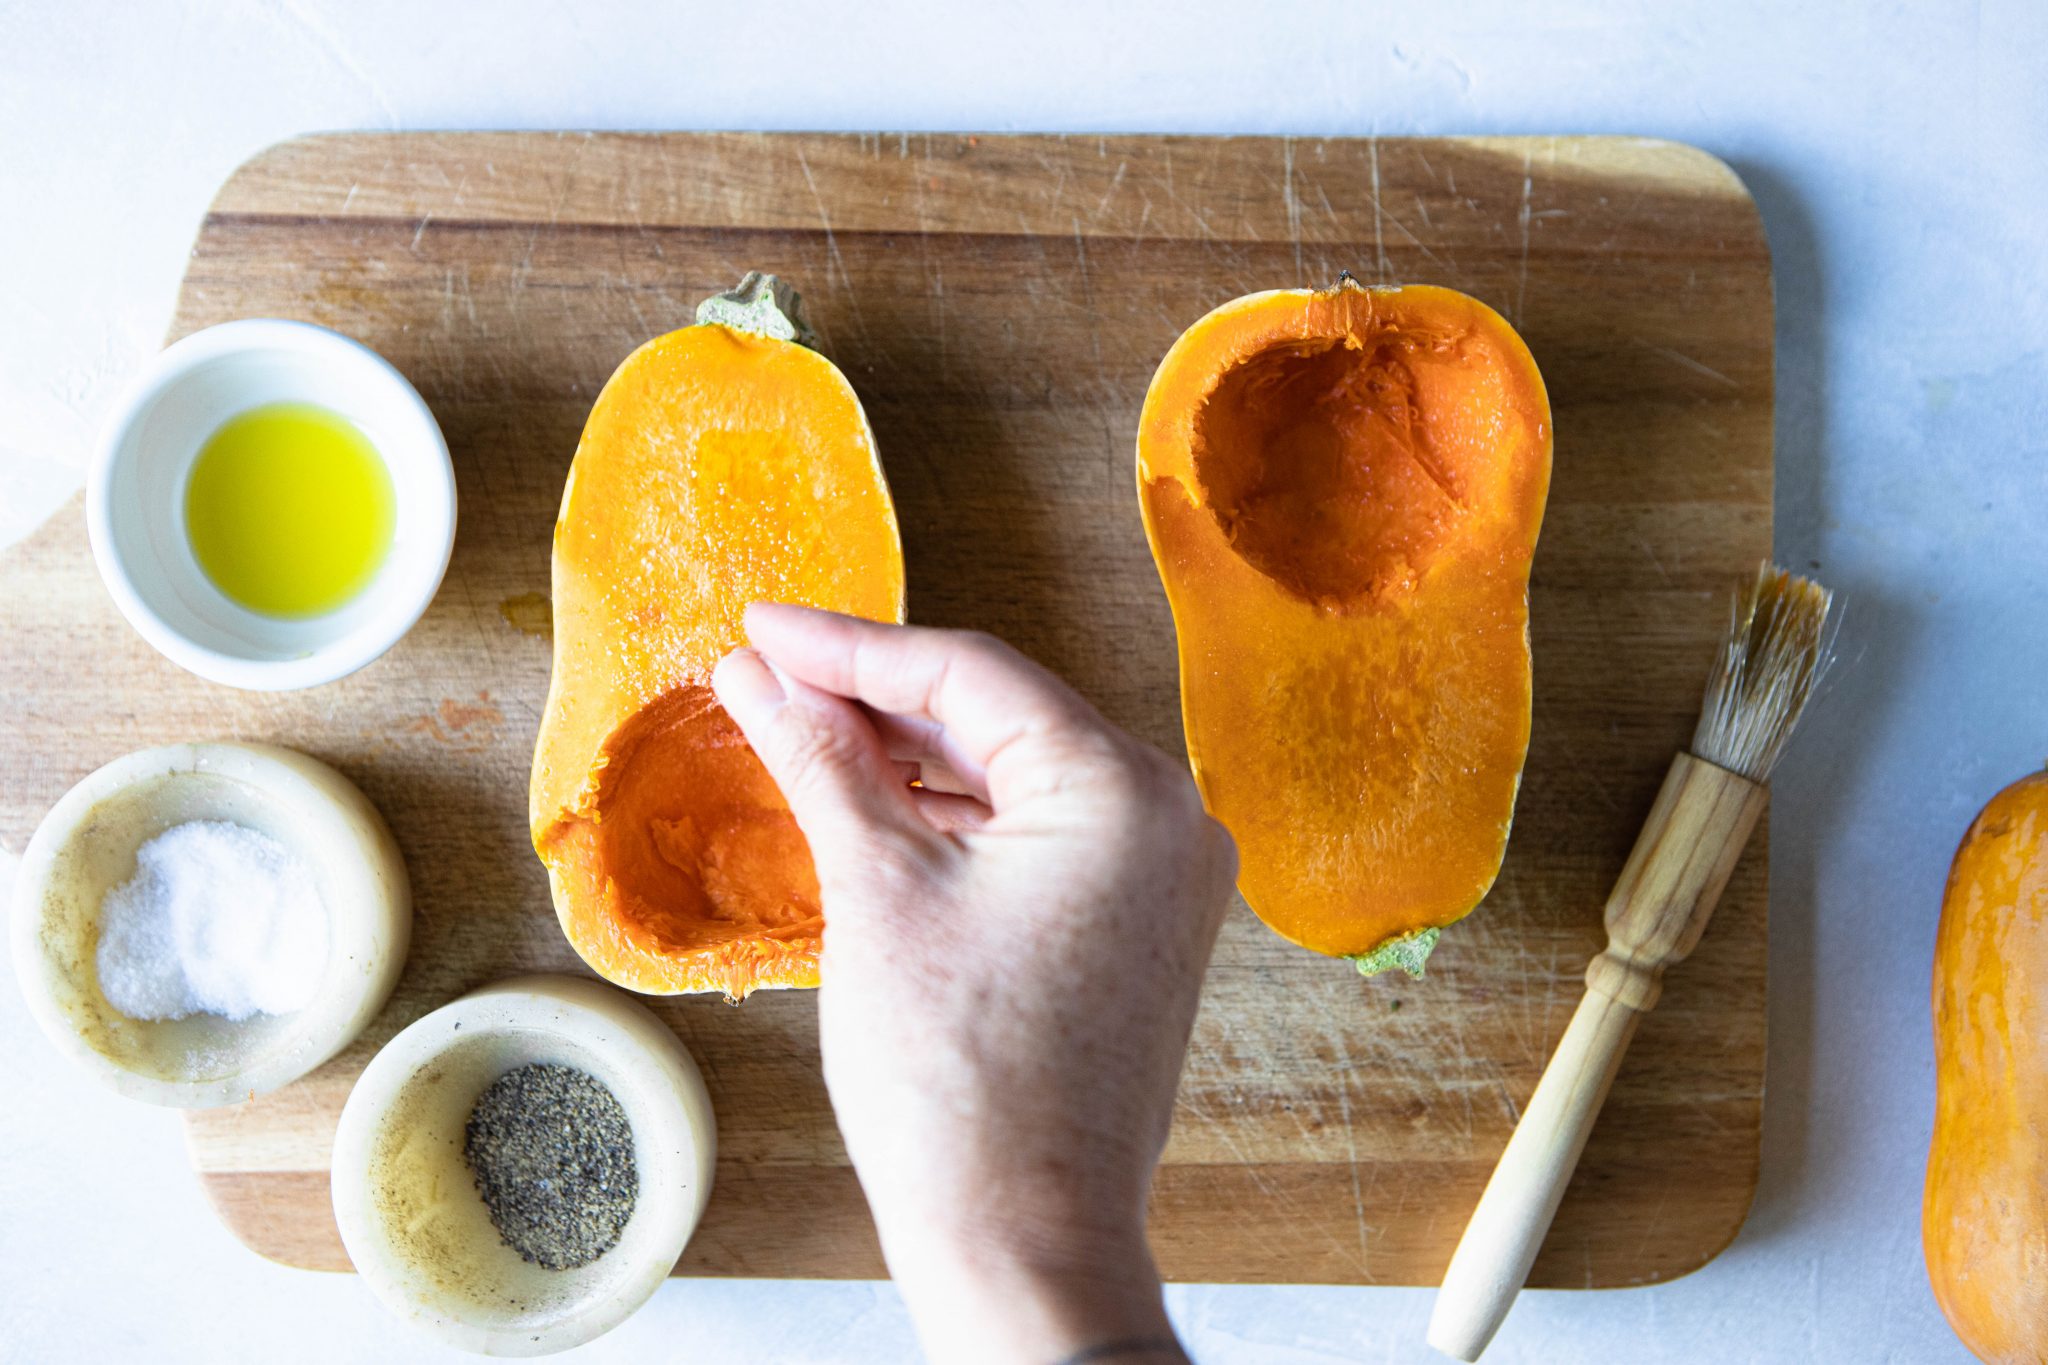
[330,974,717,1356]
[9,741,412,1107]
[84,317,457,692]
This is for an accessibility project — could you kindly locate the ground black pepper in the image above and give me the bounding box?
[463,1062,637,1271]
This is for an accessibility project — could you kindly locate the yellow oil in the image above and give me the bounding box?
[184,402,396,619]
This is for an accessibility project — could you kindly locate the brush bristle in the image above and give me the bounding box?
[1692,562,1836,782]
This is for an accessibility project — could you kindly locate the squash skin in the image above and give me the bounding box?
[530,312,904,998]
[1925,769,2048,1364]
[1136,282,1550,964]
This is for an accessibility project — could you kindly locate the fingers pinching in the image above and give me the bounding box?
[712,647,928,856]
[741,603,1116,808]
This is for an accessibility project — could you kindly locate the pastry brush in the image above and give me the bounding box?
[1427,562,1836,1361]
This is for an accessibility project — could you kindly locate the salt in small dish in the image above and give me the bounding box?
[10,741,410,1107]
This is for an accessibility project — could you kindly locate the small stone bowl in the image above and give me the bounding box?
[9,742,410,1107]
[330,974,716,1357]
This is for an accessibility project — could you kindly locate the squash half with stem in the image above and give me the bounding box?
[1137,278,1551,976]
[531,273,904,999]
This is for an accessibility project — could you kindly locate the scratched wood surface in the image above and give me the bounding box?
[0,133,1774,1285]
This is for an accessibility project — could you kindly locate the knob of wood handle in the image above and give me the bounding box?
[1426,986,1642,1360]
[1425,754,1768,1360]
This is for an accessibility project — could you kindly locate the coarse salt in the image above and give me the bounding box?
[95,820,329,1022]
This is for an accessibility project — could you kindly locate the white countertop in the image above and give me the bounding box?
[3,2,2042,1361]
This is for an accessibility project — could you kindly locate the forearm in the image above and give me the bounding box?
[885,1223,1188,1365]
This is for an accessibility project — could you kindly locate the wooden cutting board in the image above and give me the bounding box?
[0,132,1773,1286]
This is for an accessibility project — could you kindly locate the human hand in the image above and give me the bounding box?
[713,604,1236,1365]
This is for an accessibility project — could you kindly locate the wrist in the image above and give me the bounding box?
[884,1217,1181,1365]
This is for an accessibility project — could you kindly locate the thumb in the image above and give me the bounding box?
[712,646,928,866]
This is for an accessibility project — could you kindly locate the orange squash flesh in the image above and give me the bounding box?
[1925,769,2048,1364]
[1137,282,1550,969]
[531,284,903,998]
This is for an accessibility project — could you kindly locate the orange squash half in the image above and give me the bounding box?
[530,273,904,998]
[1137,280,1551,974]
[1925,768,2048,1364]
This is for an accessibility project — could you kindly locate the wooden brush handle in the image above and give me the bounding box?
[1427,754,1768,1361]
[1427,988,1641,1361]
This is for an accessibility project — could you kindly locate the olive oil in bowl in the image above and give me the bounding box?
[185,402,395,619]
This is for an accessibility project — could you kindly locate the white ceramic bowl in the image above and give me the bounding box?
[10,742,411,1107]
[331,975,716,1357]
[87,318,456,691]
